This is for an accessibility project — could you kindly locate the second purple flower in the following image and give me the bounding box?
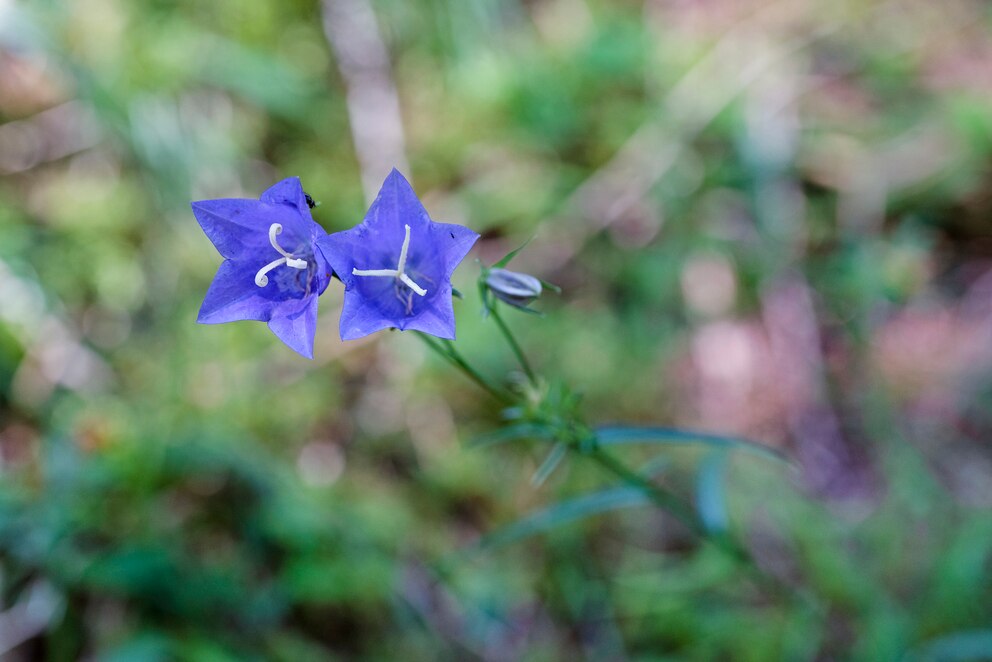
[316,169,479,341]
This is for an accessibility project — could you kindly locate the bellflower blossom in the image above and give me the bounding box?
[316,169,479,341]
[191,177,331,359]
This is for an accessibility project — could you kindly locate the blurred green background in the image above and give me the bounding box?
[1,0,992,659]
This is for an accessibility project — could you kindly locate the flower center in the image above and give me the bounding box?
[351,224,428,296]
[255,223,308,287]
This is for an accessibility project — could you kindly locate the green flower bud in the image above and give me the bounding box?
[486,268,543,310]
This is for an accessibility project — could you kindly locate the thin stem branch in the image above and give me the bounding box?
[415,332,511,404]
[490,306,537,386]
[586,447,704,536]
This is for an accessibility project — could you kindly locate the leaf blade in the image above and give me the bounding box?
[696,451,729,535]
[595,426,788,463]
[480,487,650,549]
[493,237,535,268]
[904,629,992,662]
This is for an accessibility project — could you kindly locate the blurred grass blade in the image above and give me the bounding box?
[531,443,567,487]
[696,452,729,535]
[468,423,556,449]
[482,487,649,549]
[904,630,992,662]
[197,35,316,120]
[595,426,787,463]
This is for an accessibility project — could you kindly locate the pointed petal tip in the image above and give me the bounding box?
[266,296,319,359]
[189,199,216,216]
[278,175,302,186]
[284,344,315,359]
[261,177,308,212]
[196,301,222,325]
[196,306,250,326]
[268,321,316,359]
[338,323,370,342]
[384,167,411,188]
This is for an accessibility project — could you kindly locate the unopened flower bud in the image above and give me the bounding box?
[486,268,543,309]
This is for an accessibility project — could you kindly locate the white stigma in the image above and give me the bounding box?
[255,223,308,287]
[351,224,427,296]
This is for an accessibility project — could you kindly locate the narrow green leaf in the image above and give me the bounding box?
[531,443,568,487]
[451,287,463,299]
[481,487,649,549]
[493,237,534,268]
[595,426,788,463]
[696,452,729,534]
[538,278,561,294]
[468,424,556,449]
[904,630,992,662]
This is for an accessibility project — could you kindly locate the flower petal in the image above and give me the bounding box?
[338,286,397,341]
[192,197,314,260]
[197,260,281,324]
[260,178,317,249]
[260,177,315,241]
[430,221,480,279]
[369,168,432,237]
[309,244,334,297]
[191,200,270,260]
[267,295,320,359]
[401,284,457,339]
[316,226,365,289]
[260,177,307,210]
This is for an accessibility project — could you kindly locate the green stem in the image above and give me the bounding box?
[415,332,511,404]
[490,306,537,386]
[586,447,704,536]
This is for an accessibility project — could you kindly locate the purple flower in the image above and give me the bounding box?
[191,177,331,359]
[316,169,479,341]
